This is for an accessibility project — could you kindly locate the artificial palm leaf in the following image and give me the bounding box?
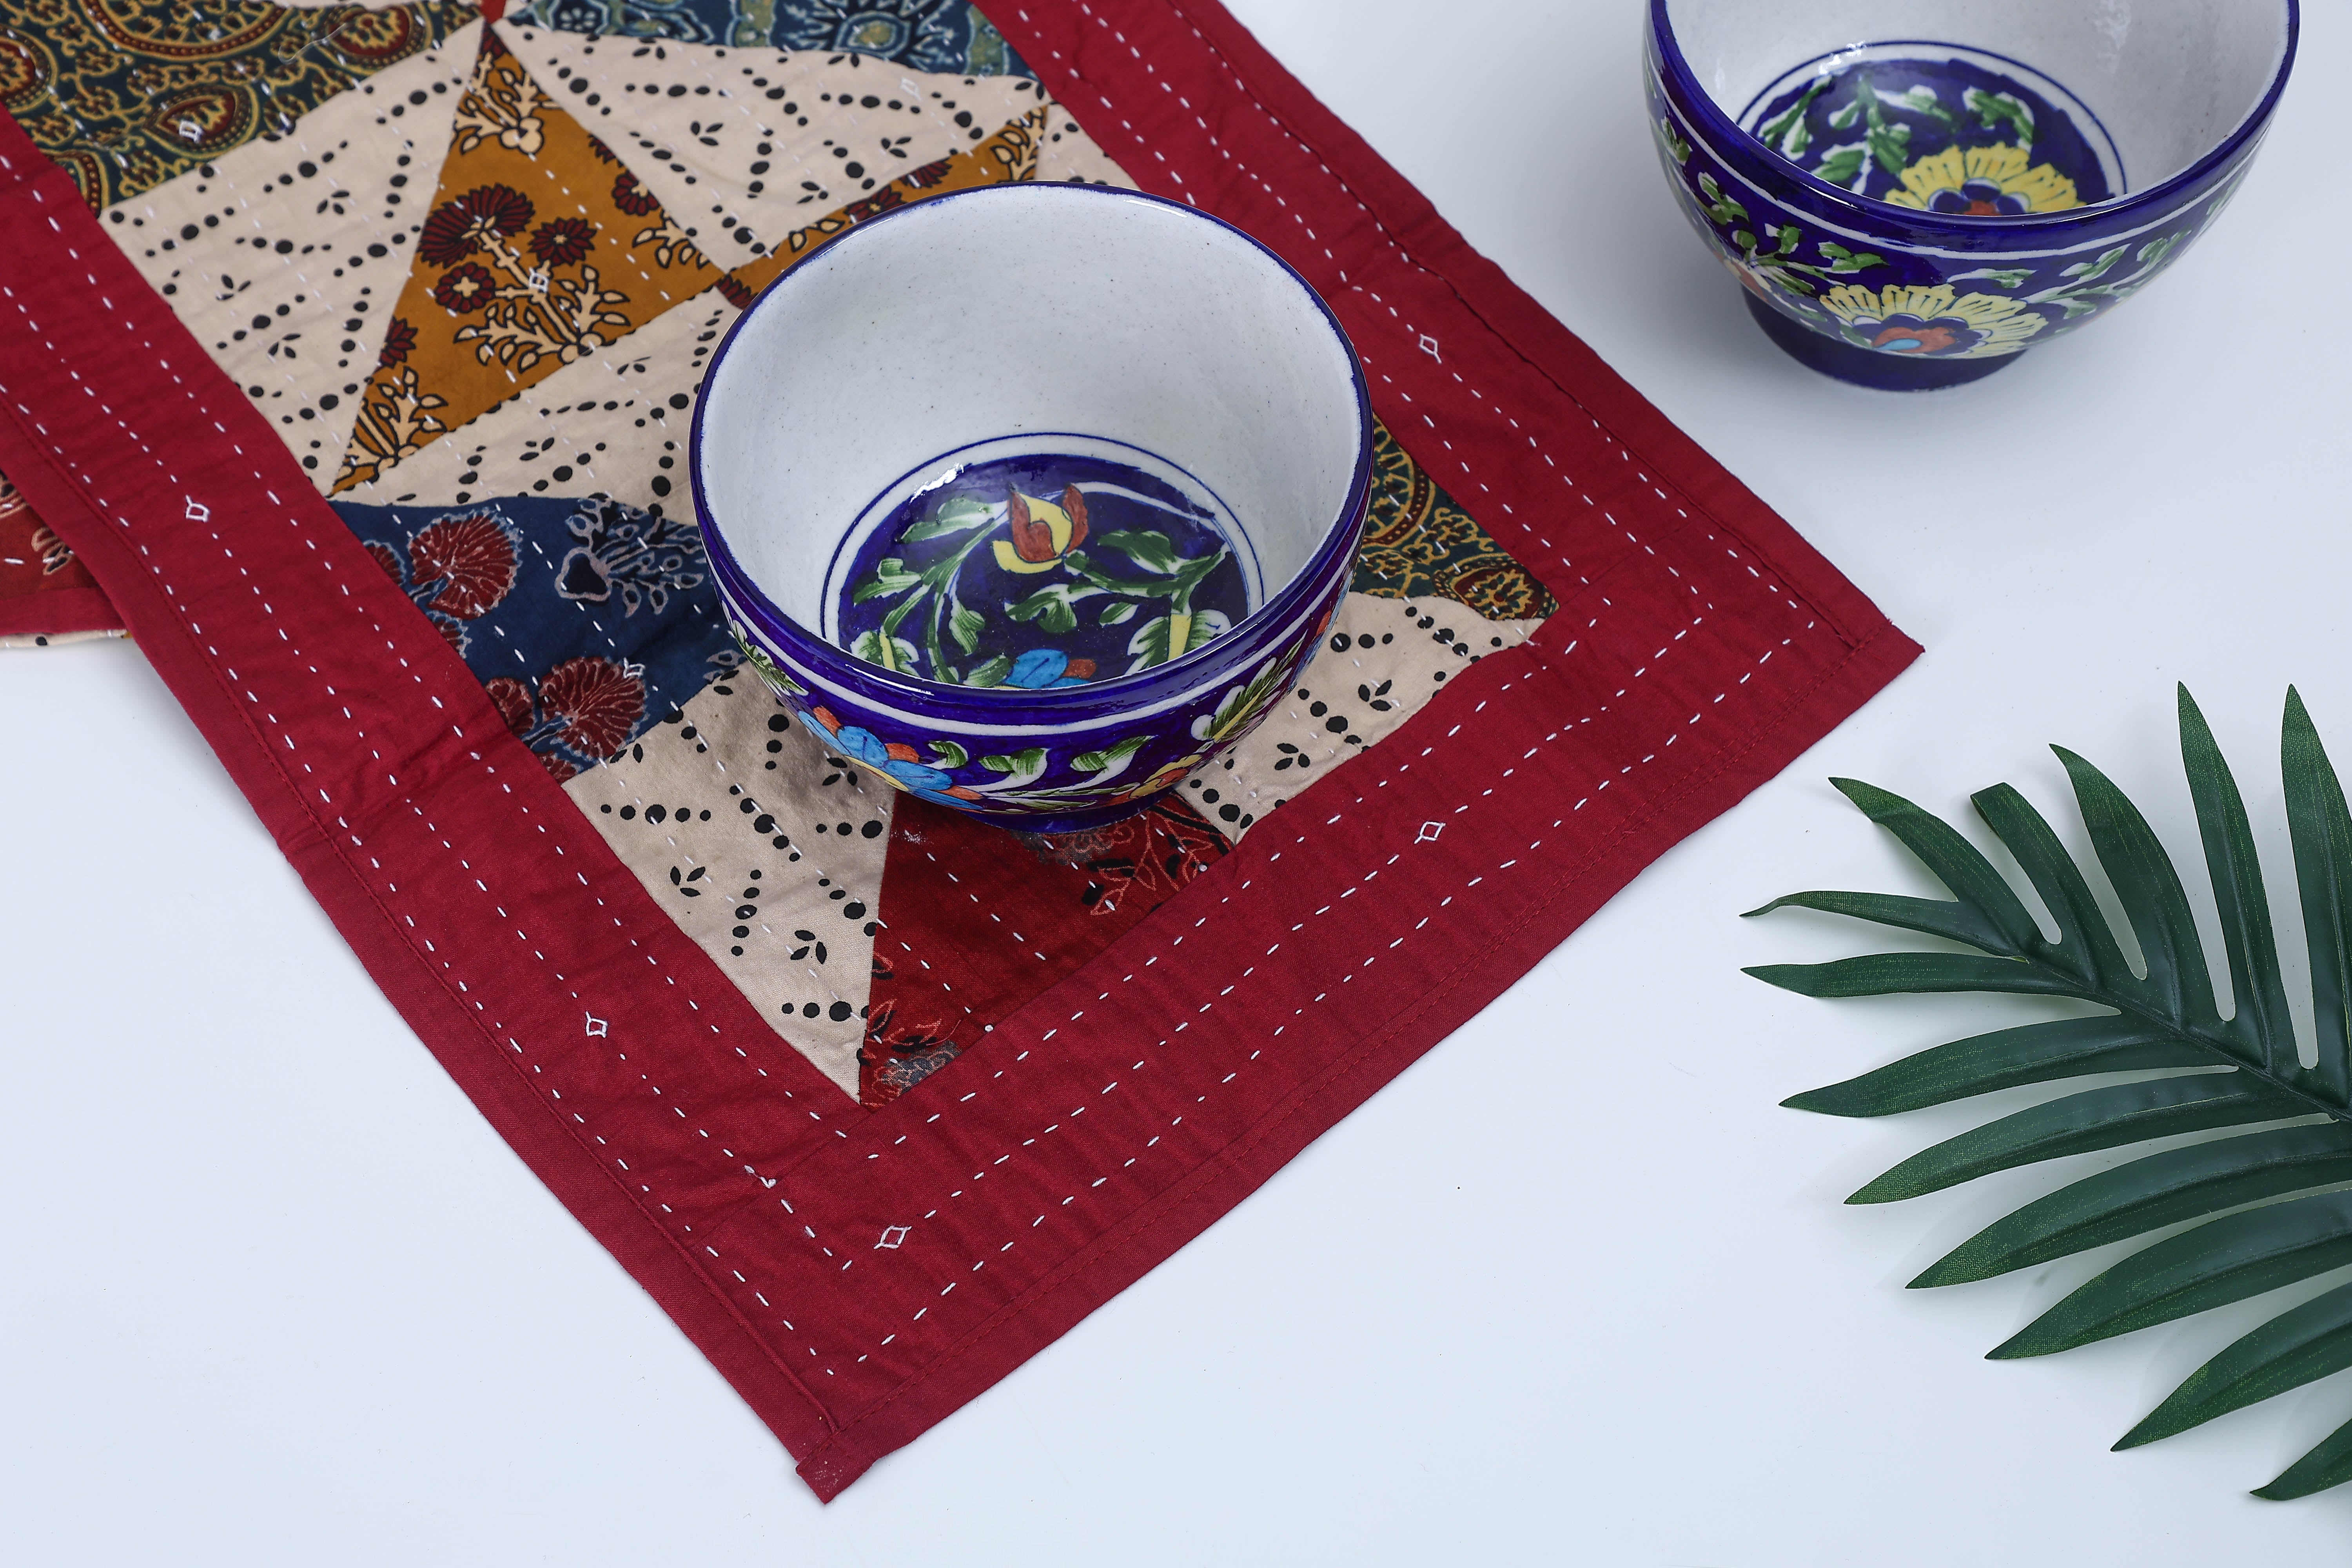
[1751,686,2352,1500]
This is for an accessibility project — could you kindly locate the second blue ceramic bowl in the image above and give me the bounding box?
[1648,0,2298,389]
[692,183,1372,835]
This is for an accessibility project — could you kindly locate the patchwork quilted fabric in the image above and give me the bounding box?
[328,491,736,775]
[105,23,484,486]
[0,463,116,642]
[2,0,474,209]
[509,0,1028,75]
[0,0,1915,1499]
[336,26,724,487]
[499,23,1056,268]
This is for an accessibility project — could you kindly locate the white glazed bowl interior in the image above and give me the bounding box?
[1662,0,2292,195]
[697,185,1363,636]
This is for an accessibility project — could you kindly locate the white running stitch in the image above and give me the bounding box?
[0,158,862,1372]
[742,7,1846,1385]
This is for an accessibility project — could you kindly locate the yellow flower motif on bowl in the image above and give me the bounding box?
[1884,143,2081,216]
[1820,284,2047,360]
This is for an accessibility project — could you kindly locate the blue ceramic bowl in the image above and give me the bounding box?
[691,183,1372,835]
[1647,0,2299,389]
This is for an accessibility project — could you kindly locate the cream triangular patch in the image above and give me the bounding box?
[336,285,733,514]
[104,21,481,492]
[1183,592,1546,842]
[332,25,722,492]
[565,673,895,1098]
[500,20,1059,270]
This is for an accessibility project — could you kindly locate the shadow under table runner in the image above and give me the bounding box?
[0,0,1918,1498]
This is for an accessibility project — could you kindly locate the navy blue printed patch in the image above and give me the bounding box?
[512,0,1030,77]
[332,493,735,779]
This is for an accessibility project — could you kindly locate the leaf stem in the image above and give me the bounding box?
[1993,946,2348,1127]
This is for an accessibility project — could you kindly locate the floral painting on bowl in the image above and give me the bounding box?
[695,182,1372,833]
[1743,49,2115,212]
[1646,0,2299,388]
[829,445,1252,690]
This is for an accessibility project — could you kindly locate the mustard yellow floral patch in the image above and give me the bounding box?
[334,27,720,490]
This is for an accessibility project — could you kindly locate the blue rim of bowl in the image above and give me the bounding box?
[1646,0,2300,245]
[689,181,1375,728]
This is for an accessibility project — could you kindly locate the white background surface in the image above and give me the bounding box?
[5,1,2349,1561]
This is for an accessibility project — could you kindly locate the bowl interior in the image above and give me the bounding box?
[696,185,1363,658]
[1662,0,2291,198]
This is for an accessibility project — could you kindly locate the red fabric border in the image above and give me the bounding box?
[0,0,1918,1503]
[0,108,852,1474]
[0,582,120,637]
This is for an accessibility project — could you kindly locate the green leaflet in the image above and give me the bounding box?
[1951,267,2033,290]
[1098,528,1183,574]
[2140,232,2189,273]
[2056,745,2219,1023]
[1695,172,1747,225]
[1657,115,1691,166]
[980,747,1047,780]
[2179,686,2294,1071]
[895,497,993,543]
[2064,244,2130,284]
[2283,688,2352,1106]
[850,628,918,673]
[1742,889,2029,953]
[1782,1016,2200,1118]
[1966,86,2035,145]
[1168,546,1231,603]
[1913,1124,2352,1287]
[1884,84,1955,126]
[1991,1190,2352,1359]
[1844,1074,2300,1205]
[1817,242,1886,274]
[1745,952,2082,1000]
[852,558,922,602]
[1125,607,1231,671]
[1071,735,1147,776]
[1753,687,2352,1497]
[1969,782,2132,986]
[1853,80,1913,176]
[2256,1417,2352,1500]
[1008,581,1098,636]
[1867,118,1913,176]
[2118,1279,2352,1451]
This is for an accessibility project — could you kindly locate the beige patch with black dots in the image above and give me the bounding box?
[500,22,1064,271]
[1184,592,1544,841]
[565,672,895,1096]
[335,288,731,512]
[102,22,482,492]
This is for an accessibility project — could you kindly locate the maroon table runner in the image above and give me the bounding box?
[0,0,1915,1496]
